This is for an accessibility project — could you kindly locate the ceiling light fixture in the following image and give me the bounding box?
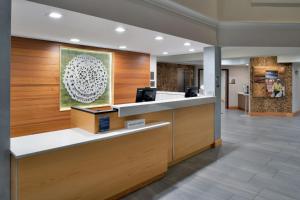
[189,49,195,52]
[155,36,164,41]
[70,38,80,43]
[119,45,127,49]
[115,27,126,33]
[48,12,62,19]
[184,42,191,46]
[163,52,168,55]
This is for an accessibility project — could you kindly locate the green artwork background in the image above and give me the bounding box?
[60,47,112,110]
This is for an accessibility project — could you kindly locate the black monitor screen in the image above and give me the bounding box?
[144,89,156,101]
[136,88,156,102]
[135,89,144,103]
[185,87,198,98]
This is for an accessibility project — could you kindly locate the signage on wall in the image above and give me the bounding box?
[60,47,113,110]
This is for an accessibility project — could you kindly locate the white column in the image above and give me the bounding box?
[203,46,221,140]
[0,0,11,199]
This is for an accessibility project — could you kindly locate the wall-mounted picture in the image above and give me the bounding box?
[253,66,286,98]
[265,70,278,79]
[60,47,113,111]
[265,71,285,98]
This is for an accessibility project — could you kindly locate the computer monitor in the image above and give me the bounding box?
[135,88,144,103]
[136,88,157,102]
[185,87,198,98]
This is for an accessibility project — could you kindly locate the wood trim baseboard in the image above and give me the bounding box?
[249,112,294,117]
[227,106,239,110]
[213,138,222,148]
[293,110,300,116]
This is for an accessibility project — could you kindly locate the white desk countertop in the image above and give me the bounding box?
[113,96,215,117]
[11,96,214,159]
[11,122,170,159]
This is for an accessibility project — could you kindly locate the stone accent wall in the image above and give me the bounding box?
[250,56,292,113]
[157,62,194,92]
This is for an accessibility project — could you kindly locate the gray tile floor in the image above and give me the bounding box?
[122,110,300,200]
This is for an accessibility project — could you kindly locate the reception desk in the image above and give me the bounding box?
[238,92,249,112]
[11,96,217,200]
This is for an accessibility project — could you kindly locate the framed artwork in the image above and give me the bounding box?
[265,71,285,98]
[253,66,286,98]
[60,47,113,111]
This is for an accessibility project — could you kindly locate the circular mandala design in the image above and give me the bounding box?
[63,54,108,104]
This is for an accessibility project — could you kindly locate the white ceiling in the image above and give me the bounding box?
[11,0,300,64]
[11,0,210,56]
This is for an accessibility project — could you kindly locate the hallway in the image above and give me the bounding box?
[123,111,300,200]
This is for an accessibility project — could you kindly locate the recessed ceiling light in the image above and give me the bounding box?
[184,42,191,46]
[48,12,62,19]
[155,36,164,41]
[70,38,80,43]
[115,27,126,33]
[119,45,127,49]
[163,52,168,55]
[189,49,195,52]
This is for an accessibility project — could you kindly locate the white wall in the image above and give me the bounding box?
[150,55,157,88]
[224,66,250,108]
[293,63,300,112]
[195,65,250,107]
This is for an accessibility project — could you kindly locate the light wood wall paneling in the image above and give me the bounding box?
[11,37,150,137]
[114,51,150,104]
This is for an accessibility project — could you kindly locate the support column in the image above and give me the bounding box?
[203,46,221,142]
[0,0,11,199]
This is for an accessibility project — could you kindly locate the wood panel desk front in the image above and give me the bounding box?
[11,98,217,200]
